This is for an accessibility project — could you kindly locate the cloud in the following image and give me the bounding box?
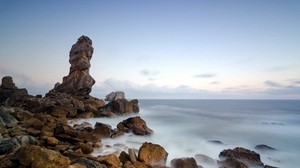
[210,81,220,85]
[194,73,217,78]
[140,70,160,76]
[264,80,281,87]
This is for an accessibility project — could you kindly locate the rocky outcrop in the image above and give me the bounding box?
[138,142,168,167]
[0,106,18,126]
[102,99,139,115]
[0,76,29,106]
[105,91,126,101]
[117,116,153,135]
[219,147,264,168]
[171,157,198,168]
[50,36,95,96]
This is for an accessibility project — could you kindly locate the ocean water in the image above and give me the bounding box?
[71,99,300,168]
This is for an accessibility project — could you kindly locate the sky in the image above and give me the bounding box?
[0,0,300,99]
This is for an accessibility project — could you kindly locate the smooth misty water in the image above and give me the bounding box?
[70,99,300,168]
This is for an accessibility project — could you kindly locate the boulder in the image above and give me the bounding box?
[194,154,217,166]
[102,99,139,115]
[138,142,168,167]
[49,36,95,96]
[117,116,153,135]
[171,157,198,168]
[97,154,123,168]
[93,122,112,138]
[12,145,71,168]
[219,147,264,168]
[105,91,126,101]
[76,142,94,154]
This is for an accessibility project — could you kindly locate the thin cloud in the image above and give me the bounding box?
[140,70,160,77]
[194,73,217,78]
[210,81,220,85]
[264,80,281,87]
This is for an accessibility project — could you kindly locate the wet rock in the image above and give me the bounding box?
[119,151,130,164]
[138,142,168,167]
[12,144,71,168]
[73,157,107,168]
[0,135,37,155]
[105,91,126,101]
[255,144,277,151]
[76,142,94,154]
[219,147,264,168]
[171,157,198,168]
[46,136,60,146]
[78,111,94,119]
[0,106,18,126]
[208,140,224,145]
[49,36,95,96]
[128,148,138,163]
[117,116,153,135]
[93,122,112,138]
[25,127,41,136]
[194,154,217,166]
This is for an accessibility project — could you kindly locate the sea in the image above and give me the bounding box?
[70,99,300,168]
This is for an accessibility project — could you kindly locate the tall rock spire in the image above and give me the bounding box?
[52,35,95,96]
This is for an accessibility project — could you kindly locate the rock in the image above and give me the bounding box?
[69,163,87,168]
[78,111,94,119]
[0,135,37,155]
[73,157,107,168]
[26,127,41,136]
[0,106,18,126]
[128,148,138,163]
[102,99,139,115]
[255,144,277,151]
[93,122,112,138]
[51,106,73,118]
[49,36,95,96]
[194,154,217,166]
[117,116,153,135]
[97,154,122,168]
[119,151,130,164]
[208,140,224,145]
[138,142,168,167]
[74,122,93,130]
[12,145,71,168]
[46,136,60,146]
[76,142,94,154]
[219,147,264,168]
[171,157,198,168]
[105,91,126,101]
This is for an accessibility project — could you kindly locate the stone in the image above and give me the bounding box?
[128,148,138,163]
[0,106,18,126]
[138,142,168,167]
[105,91,126,101]
[119,151,131,164]
[77,142,94,154]
[171,157,198,168]
[46,136,60,146]
[12,145,71,168]
[78,111,94,119]
[219,147,264,168]
[93,122,112,138]
[194,154,217,166]
[69,163,87,168]
[117,116,153,135]
[0,135,37,155]
[97,154,122,168]
[102,99,139,115]
[0,76,17,103]
[73,157,107,168]
[50,36,95,96]
[51,106,72,118]
[26,127,41,136]
[255,144,277,151]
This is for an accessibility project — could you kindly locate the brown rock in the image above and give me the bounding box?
[69,163,87,168]
[171,157,198,168]
[26,127,41,136]
[73,157,107,168]
[93,122,112,138]
[128,148,138,163]
[77,142,94,154]
[20,117,44,130]
[119,151,131,164]
[117,116,153,135]
[103,99,139,115]
[98,154,122,168]
[46,136,60,146]
[138,142,168,167]
[51,106,71,118]
[219,147,264,168]
[78,111,94,119]
[50,36,95,96]
[12,145,71,168]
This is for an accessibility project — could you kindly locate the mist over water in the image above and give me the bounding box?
[71,100,300,168]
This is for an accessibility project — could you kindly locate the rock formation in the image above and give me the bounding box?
[105,91,126,101]
[51,35,95,96]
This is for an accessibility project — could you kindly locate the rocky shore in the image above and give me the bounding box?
[0,36,276,168]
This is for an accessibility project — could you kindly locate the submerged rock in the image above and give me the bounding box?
[50,36,95,96]
[255,144,277,152]
[219,147,264,168]
[171,157,198,168]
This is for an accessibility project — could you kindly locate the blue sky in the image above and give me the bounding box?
[0,0,300,99]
